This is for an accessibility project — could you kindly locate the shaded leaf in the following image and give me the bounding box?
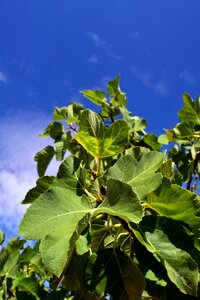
[146,179,200,236]
[92,249,145,300]
[13,276,40,300]
[139,216,199,296]
[22,176,55,204]
[34,146,55,177]
[56,155,86,193]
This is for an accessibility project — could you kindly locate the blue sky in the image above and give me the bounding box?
[1,1,200,238]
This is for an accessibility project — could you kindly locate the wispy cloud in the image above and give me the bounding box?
[87,31,122,60]
[0,111,59,237]
[131,66,169,97]
[179,70,196,85]
[88,54,98,64]
[88,32,106,47]
[0,71,7,83]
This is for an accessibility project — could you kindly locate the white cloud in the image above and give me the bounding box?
[88,54,98,64]
[154,82,169,97]
[179,70,196,85]
[0,71,7,83]
[0,111,60,237]
[87,31,122,60]
[131,66,169,97]
[87,32,106,47]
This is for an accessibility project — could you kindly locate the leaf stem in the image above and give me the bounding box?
[96,157,101,177]
[83,188,97,203]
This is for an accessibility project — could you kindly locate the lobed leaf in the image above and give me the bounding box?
[19,187,93,276]
[75,110,129,158]
[178,93,200,124]
[108,152,164,199]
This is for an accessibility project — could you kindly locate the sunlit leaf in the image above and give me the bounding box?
[98,179,143,224]
[108,152,164,199]
[75,110,129,158]
[19,187,92,276]
[81,90,107,106]
[178,93,200,124]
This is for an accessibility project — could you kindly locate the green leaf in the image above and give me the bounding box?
[158,134,169,145]
[53,106,68,120]
[19,187,93,276]
[22,176,55,204]
[178,93,200,124]
[165,121,195,142]
[81,90,107,106]
[75,110,129,158]
[143,134,161,151]
[108,75,127,107]
[98,179,143,224]
[107,75,121,96]
[91,219,113,252]
[56,155,86,193]
[34,146,55,177]
[0,231,5,245]
[108,152,164,199]
[139,216,199,296]
[92,249,145,300]
[13,276,40,299]
[119,107,147,133]
[146,179,200,236]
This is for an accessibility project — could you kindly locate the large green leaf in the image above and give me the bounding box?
[98,179,143,224]
[19,187,93,276]
[19,179,143,276]
[178,93,200,124]
[75,110,129,158]
[146,179,200,236]
[107,152,164,199]
[139,216,199,296]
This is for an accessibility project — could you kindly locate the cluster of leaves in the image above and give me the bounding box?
[1,75,200,299]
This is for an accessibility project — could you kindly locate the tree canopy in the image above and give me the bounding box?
[1,75,200,299]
